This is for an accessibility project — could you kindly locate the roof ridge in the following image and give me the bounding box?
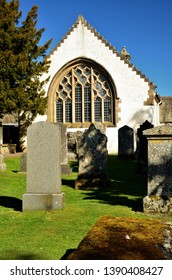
[47,15,156,89]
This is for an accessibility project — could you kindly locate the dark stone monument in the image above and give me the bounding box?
[118,125,134,158]
[136,120,154,173]
[143,124,172,213]
[75,123,109,189]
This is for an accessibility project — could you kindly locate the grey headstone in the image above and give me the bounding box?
[118,125,134,158]
[23,122,65,211]
[75,123,109,189]
[143,124,172,213]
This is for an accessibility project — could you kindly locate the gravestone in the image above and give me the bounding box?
[136,120,154,173]
[75,123,108,189]
[143,124,172,213]
[23,122,65,211]
[67,132,77,160]
[60,124,72,174]
[118,125,134,158]
[0,154,6,171]
[20,153,27,172]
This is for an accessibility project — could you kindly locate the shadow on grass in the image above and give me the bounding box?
[82,156,147,211]
[65,156,147,212]
[0,196,22,212]
[0,251,48,260]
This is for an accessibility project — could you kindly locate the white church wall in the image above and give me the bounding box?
[38,18,157,155]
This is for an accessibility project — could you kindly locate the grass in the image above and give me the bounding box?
[0,155,172,260]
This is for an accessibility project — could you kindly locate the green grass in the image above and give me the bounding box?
[0,155,171,260]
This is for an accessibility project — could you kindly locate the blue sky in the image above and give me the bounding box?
[19,0,172,96]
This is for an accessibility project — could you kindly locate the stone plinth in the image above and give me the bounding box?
[75,123,108,189]
[23,122,65,211]
[143,124,172,213]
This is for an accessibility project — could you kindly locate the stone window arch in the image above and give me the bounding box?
[47,58,119,127]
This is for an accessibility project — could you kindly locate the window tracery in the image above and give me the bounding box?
[56,64,113,125]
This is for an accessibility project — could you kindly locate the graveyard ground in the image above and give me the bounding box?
[0,155,172,260]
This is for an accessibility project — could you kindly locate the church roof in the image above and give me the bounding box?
[48,15,156,89]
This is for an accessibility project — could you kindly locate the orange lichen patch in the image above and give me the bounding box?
[67,216,172,260]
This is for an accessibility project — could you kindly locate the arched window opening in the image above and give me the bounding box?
[55,63,114,126]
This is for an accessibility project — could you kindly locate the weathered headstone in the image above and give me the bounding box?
[20,153,27,172]
[67,132,77,160]
[60,124,72,174]
[23,122,65,211]
[143,124,172,213]
[0,154,6,171]
[75,123,108,189]
[136,120,154,173]
[118,125,134,158]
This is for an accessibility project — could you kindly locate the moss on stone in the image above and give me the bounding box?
[67,216,172,260]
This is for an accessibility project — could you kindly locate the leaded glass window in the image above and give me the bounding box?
[56,64,113,124]
[75,84,82,122]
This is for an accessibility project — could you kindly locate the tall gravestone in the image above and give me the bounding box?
[75,123,108,189]
[118,125,134,158]
[143,124,172,213]
[23,122,65,211]
[60,124,72,174]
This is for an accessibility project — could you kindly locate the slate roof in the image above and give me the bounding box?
[47,15,156,89]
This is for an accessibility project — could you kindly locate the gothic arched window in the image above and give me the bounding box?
[56,64,113,126]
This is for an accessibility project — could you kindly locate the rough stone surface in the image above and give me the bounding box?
[67,216,172,260]
[0,154,6,171]
[23,122,64,211]
[143,196,172,213]
[67,132,77,160]
[143,124,172,213]
[60,124,72,174]
[75,123,108,189]
[20,153,27,172]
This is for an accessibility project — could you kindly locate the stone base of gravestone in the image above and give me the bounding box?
[0,154,6,171]
[143,195,172,214]
[23,193,65,211]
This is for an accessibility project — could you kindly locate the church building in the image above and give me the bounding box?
[38,15,161,154]
[1,16,170,154]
